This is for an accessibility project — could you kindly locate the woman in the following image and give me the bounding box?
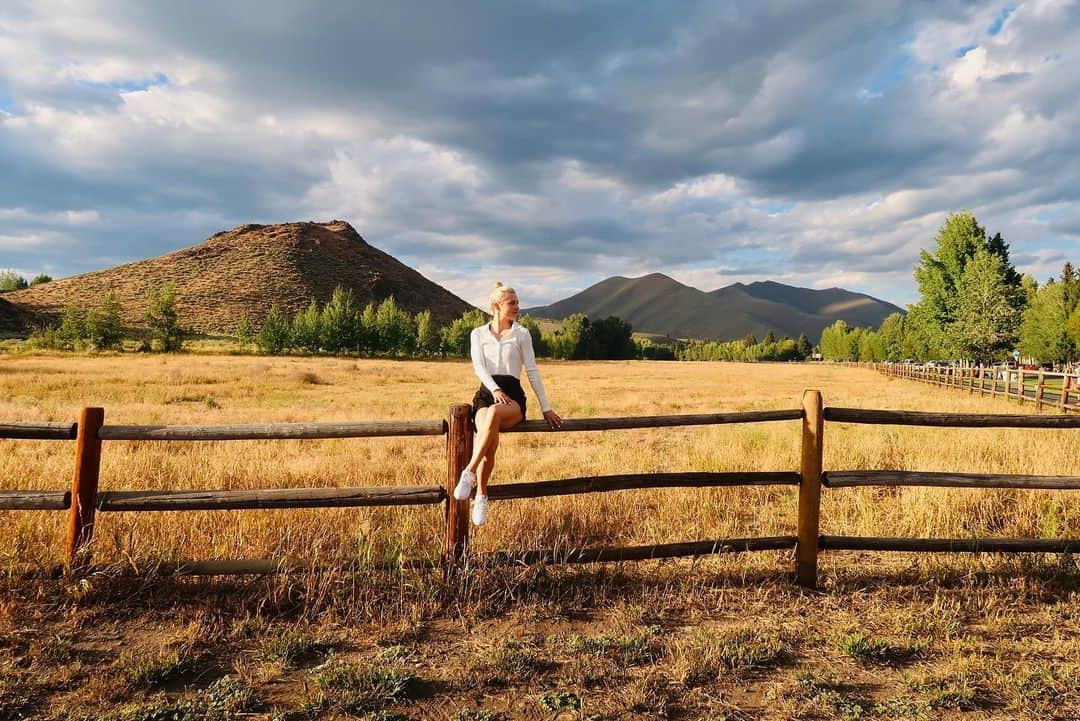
[453,282,563,525]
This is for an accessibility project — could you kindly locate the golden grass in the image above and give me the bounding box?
[1,355,1078,572]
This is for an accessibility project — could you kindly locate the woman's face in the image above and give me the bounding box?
[494,292,520,322]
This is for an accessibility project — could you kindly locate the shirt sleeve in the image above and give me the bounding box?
[470,327,501,393]
[519,327,552,412]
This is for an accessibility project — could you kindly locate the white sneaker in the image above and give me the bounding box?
[472,494,488,526]
[453,469,475,501]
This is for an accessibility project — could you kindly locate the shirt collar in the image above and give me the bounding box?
[488,320,518,338]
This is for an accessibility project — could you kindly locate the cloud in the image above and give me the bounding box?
[0,0,1076,310]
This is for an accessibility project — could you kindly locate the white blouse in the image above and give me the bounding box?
[470,322,552,412]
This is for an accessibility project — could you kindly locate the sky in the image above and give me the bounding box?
[0,1,1077,309]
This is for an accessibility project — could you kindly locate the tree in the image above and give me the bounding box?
[796,332,813,360]
[256,304,291,354]
[549,314,590,359]
[819,320,853,361]
[320,286,358,353]
[0,270,28,292]
[145,283,186,351]
[357,303,378,352]
[517,314,549,357]
[291,300,323,353]
[908,212,1023,360]
[877,313,907,361]
[1019,282,1073,362]
[374,296,415,355]
[30,274,52,286]
[58,304,86,348]
[952,248,1022,362]
[86,292,124,350]
[440,309,487,357]
[414,310,441,356]
[1067,306,1080,353]
[588,316,635,359]
[235,315,253,348]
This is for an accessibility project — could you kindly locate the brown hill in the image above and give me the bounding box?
[524,273,903,342]
[4,221,474,335]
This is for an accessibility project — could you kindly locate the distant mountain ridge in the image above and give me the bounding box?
[3,220,474,335]
[524,273,903,342]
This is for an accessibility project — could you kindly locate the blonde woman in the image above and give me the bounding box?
[453,282,563,525]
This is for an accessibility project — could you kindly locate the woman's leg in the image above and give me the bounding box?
[465,402,522,474]
[476,433,499,496]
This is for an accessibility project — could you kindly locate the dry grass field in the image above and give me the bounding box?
[1,354,1077,720]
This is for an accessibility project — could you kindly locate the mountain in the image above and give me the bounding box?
[3,220,473,335]
[524,274,903,341]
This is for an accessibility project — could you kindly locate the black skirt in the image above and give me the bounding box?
[471,374,527,425]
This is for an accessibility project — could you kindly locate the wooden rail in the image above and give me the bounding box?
[2,389,1078,590]
[878,363,1080,414]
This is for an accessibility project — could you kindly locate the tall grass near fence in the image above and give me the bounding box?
[1,357,1079,577]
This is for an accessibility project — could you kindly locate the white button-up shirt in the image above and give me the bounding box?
[470,322,552,412]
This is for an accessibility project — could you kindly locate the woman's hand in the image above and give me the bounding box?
[543,409,563,429]
[493,389,513,405]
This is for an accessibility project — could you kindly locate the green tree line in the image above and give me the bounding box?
[816,211,1080,364]
[248,293,675,360]
[677,331,813,362]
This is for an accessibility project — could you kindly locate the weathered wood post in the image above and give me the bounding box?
[796,390,823,589]
[1059,374,1069,412]
[445,404,473,572]
[66,407,104,573]
[1035,370,1046,409]
[1004,368,1011,399]
[1017,369,1026,404]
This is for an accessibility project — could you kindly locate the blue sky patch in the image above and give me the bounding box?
[0,80,12,113]
[954,44,978,58]
[988,6,1013,36]
[78,72,169,93]
[864,49,914,96]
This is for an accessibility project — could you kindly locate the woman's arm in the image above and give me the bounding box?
[470,327,501,393]
[519,328,552,412]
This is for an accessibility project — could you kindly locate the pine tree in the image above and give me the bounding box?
[796,332,812,359]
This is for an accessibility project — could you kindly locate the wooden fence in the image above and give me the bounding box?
[879,362,1080,413]
[2,393,1079,589]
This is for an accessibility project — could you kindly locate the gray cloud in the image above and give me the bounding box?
[0,0,1077,308]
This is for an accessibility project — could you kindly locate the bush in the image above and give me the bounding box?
[86,292,124,350]
[0,270,28,292]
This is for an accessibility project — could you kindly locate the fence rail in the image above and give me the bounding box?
[2,389,1078,588]
[878,363,1080,414]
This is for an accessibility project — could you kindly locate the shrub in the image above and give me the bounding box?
[86,292,124,350]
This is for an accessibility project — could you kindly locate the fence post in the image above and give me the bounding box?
[1004,368,1011,399]
[1017,369,1025,404]
[1059,374,1068,412]
[444,404,473,571]
[796,390,823,589]
[1035,370,1046,409]
[66,407,104,573]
